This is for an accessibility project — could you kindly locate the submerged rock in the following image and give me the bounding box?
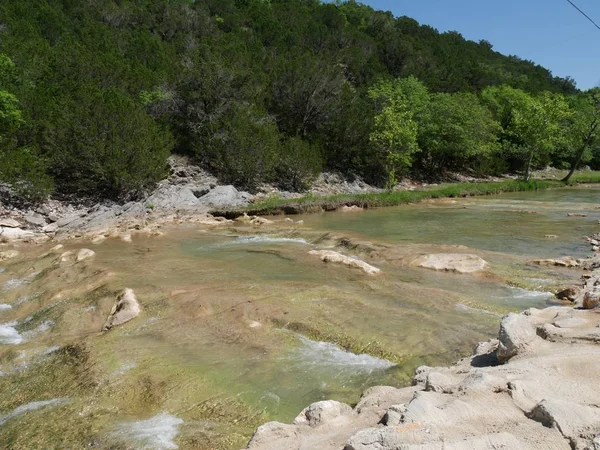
[76,248,96,262]
[0,250,19,261]
[103,288,141,331]
[532,256,579,268]
[308,250,381,275]
[413,253,487,273]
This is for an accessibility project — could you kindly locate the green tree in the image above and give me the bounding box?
[561,90,600,182]
[418,92,500,174]
[482,86,570,180]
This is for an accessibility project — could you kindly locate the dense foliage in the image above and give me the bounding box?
[0,0,594,201]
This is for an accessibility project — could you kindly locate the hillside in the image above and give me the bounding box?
[0,0,590,202]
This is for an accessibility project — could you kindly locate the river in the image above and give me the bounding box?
[0,187,597,449]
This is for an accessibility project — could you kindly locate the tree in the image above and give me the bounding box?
[561,89,600,182]
[369,79,422,189]
[418,92,500,174]
[482,86,570,180]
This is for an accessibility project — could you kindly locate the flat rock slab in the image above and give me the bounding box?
[309,250,381,275]
[413,253,487,273]
[0,218,21,228]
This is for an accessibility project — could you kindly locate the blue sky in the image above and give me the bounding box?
[342,0,600,90]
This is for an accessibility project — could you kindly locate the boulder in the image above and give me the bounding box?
[496,313,536,362]
[103,288,141,331]
[308,250,381,275]
[23,214,46,227]
[42,223,59,233]
[413,253,487,274]
[556,286,580,302]
[0,227,35,240]
[76,248,96,262]
[246,422,298,449]
[145,185,204,211]
[0,218,20,228]
[56,215,80,227]
[583,292,600,310]
[293,400,352,427]
[531,256,579,268]
[197,185,253,209]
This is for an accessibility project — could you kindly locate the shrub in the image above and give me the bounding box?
[275,137,322,192]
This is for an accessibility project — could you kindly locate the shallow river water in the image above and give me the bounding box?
[0,187,597,449]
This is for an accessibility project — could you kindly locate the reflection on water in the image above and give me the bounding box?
[0,187,597,448]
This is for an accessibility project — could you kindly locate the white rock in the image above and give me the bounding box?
[497,313,536,362]
[76,248,95,262]
[0,218,21,228]
[413,253,488,273]
[103,288,141,330]
[293,400,352,427]
[308,250,381,275]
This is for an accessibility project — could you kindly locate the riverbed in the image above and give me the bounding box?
[0,187,597,449]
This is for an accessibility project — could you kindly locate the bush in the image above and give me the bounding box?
[199,103,280,192]
[43,88,172,199]
[0,147,53,202]
[276,137,322,192]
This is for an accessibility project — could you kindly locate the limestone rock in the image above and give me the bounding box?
[23,214,46,227]
[308,250,381,275]
[0,218,20,228]
[0,250,19,261]
[42,223,59,233]
[197,185,253,209]
[293,400,352,427]
[145,185,204,211]
[103,288,141,331]
[76,248,95,262]
[556,286,580,302]
[496,313,536,362]
[56,215,80,227]
[531,256,579,268]
[0,227,35,241]
[583,291,600,310]
[246,422,298,449]
[413,253,487,274]
[339,205,363,213]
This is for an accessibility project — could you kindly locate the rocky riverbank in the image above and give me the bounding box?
[245,253,600,450]
[0,157,390,243]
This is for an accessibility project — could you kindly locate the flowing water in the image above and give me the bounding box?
[0,186,597,449]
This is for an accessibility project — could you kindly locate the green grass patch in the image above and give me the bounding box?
[214,179,566,217]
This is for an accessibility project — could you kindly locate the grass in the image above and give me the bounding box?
[212,179,568,217]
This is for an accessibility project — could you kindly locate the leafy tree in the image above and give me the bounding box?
[369,79,421,189]
[482,86,571,180]
[561,90,600,182]
[418,92,500,174]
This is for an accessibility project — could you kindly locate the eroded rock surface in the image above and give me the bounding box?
[246,301,600,450]
[413,253,488,273]
[308,250,381,275]
[103,288,141,331]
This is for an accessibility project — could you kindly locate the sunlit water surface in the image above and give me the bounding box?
[0,186,597,448]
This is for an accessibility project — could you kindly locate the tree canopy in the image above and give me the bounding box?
[0,0,591,201]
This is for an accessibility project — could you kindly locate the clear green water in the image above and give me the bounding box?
[0,187,596,449]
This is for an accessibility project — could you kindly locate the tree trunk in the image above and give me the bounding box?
[524,151,534,181]
[562,144,587,183]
